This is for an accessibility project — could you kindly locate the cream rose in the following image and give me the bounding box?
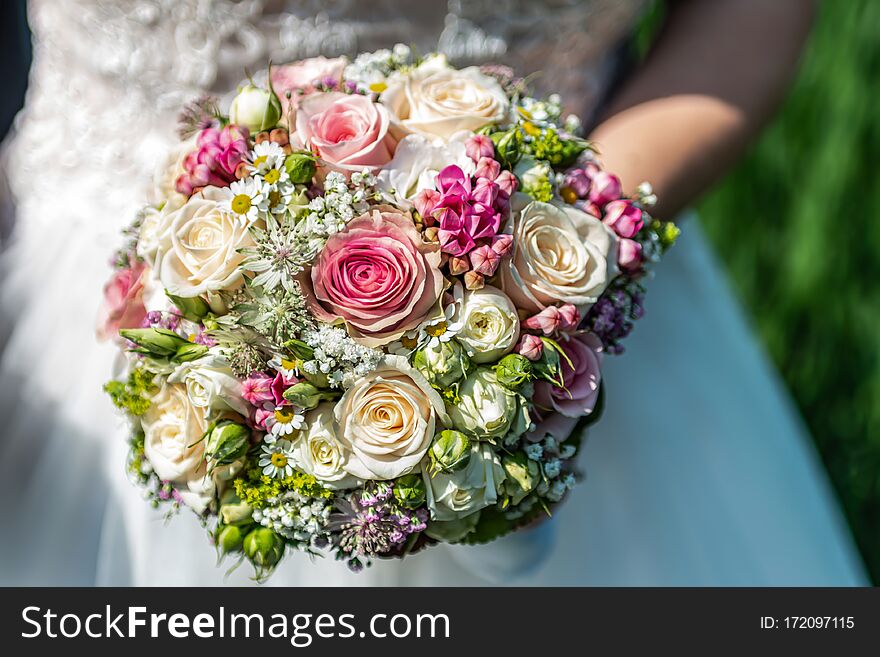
[154,186,256,298]
[382,55,509,140]
[456,285,520,364]
[422,443,506,521]
[500,194,618,313]
[141,382,214,512]
[168,352,250,418]
[334,355,450,480]
[290,403,361,490]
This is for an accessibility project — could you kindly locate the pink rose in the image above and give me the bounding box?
[97,261,148,341]
[533,333,603,418]
[295,92,397,172]
[300,209,444,347]
[271,57,347,116]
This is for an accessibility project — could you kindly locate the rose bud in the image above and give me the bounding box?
[465,134,495,162]
[428,430,472,475]
[230,84,282,133]
[205,421,251,470]
[282,381,337,410]
[501,452,540,506]
[474,156,501,181]
[269,128,289,146]
[490,234,514,257]
[603,199,644,238]
[449,255,471,276]
[469,243,501,277]
[243,527,285,572]
[618,238,643,271]
[557,303,581,332]
[216,525,245,555]
[464,270,485,290]
[392,473,427,509]
[219,490,253,527]
[494,353,533,390]
[495,169,518,196]
[588,171,622,206]
[522,305,562,335]
[516,333,544,361]
[414,188,441,221]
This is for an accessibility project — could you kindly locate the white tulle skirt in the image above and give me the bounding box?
[71,220,865,586]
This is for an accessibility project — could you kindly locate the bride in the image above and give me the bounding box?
[0,0,866,586]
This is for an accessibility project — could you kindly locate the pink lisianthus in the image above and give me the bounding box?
[603,200,644,238]
[294,92,397,172]
[175,124,250,195]
[300,209,444,347]
[618,238,644,271]
[533,333,603,418]
[271,371,297,406]
[516,333,544,361]
[97,261,148,341]
[587,171,623,206]
[422,165,506,257]
[271,57,347,115]
[241,372,274,406]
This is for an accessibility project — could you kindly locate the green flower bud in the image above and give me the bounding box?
[392,473,426,509]
[172,342,209,363]
[412,339,470,390]
[120,328,188,357]
[501,452,540,506]
[243,527,285,571]
[219,498,253,527]
[217,524,246,555]
[494,354,532,390]
[165,291,211,322]
[284,152,318,184]
[229,84,282,132]
[206,421,251,469]
[282,381,337,410]
[282,338,315,361]
[490,127,522,168]
[428,430,471,475]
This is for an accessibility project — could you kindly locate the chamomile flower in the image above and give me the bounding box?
[269,354,299,378]
[417,284,464,348]
[386,330,422,356]
[264,404,305,438]
[222,178,267,226]
[249,141,287,175]
[259,439,296,478]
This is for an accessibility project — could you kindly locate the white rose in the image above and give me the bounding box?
[382,55,510,140]
[334,355,450,480]
[500,193,618,313]
[154,186,256,298]
[168,351,250,418]
[141,382,214,512]
[456,285,520,364]
[229,84,282,133]
[423,443,506,521]
[136,206,164,266]
[290,403,361,490]
[449,368,530,441]
[376,133,475,208]
[147,135,197,212]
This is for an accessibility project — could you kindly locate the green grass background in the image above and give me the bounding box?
[693,1,879,581]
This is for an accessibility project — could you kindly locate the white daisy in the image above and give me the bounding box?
[258,439,296,479]
[417,284,464,348]
[221,178,267,226]
[268,354,299,378]
[264,404,305,438]
[386,329,423,356]
[249,141,287,174]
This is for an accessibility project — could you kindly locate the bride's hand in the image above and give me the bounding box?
[589,0,813,218]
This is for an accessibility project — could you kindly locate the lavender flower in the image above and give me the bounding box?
[584,281,645,354]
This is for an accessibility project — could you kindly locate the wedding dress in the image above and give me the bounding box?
[0,0,866,586]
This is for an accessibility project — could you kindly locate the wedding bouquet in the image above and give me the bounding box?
[100,46,677,578]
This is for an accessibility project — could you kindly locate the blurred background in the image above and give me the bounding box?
[0,0,876,582]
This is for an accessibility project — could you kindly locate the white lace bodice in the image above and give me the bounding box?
[3,0,646,238]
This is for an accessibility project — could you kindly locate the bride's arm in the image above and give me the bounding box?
[589,0,814,218]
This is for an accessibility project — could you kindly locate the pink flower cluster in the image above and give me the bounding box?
[241,371,297,430]
[415,136,517,275]
[175,124,250,196]
[564,164,645,272]
[514,303,581,362]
